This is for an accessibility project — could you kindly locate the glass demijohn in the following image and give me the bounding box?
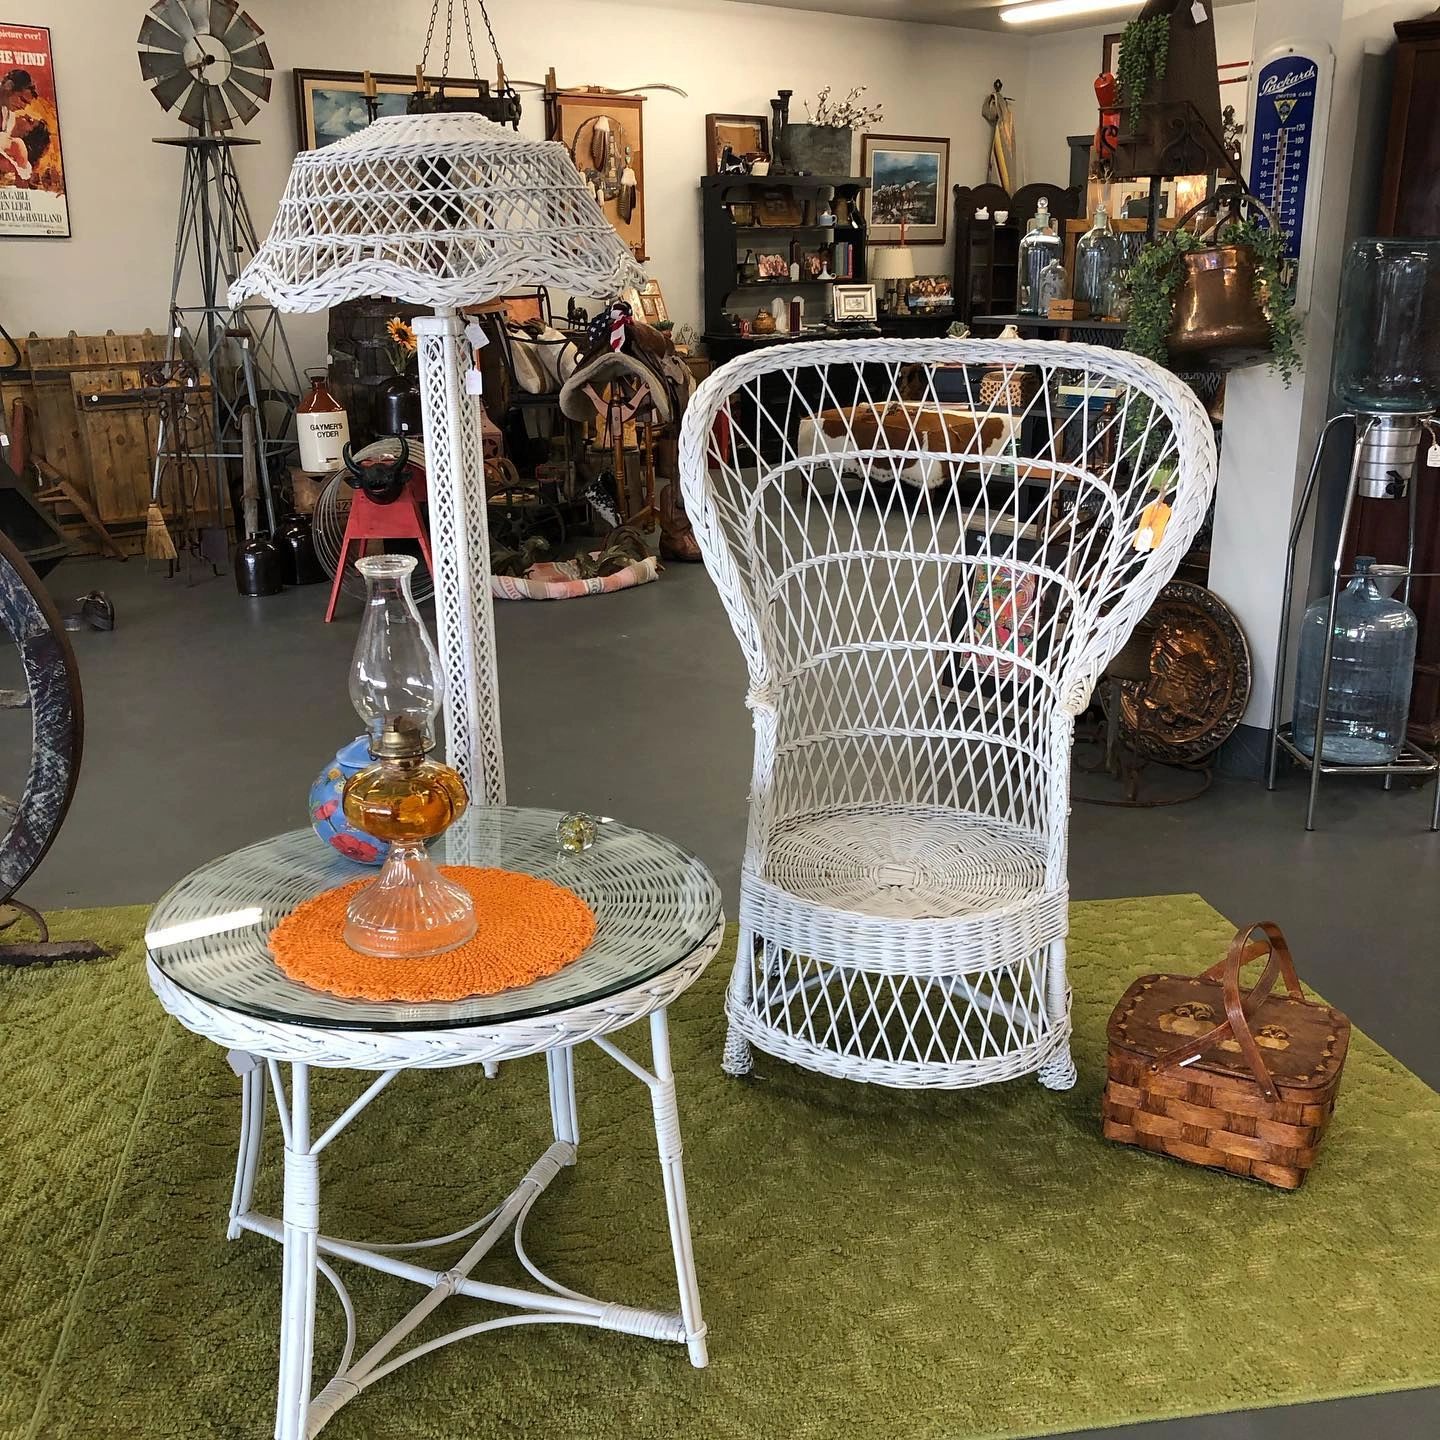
[1292,557,1418,765]
[1018,197,1061,316]
[1333,239,1440,414]
[340,555,475,957]
[1074,203,1122,312]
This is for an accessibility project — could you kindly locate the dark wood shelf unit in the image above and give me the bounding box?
[951,181,1079,325]
[702,173,871,337]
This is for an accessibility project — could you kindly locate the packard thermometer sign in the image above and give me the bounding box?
[1247,43,1333,312]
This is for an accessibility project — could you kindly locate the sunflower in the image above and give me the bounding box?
[385,316,417,373]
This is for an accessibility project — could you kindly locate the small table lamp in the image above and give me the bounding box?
[870,245,916,313]
[231,112,644,810]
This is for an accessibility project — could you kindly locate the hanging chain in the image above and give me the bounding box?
[476,0,507,82]
[461,3,481,85]
[417,1,506,83]
[420,0,441,74]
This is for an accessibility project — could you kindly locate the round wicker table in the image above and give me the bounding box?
[145,808,724,1440]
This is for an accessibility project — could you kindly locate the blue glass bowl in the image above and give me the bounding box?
[309,736,385,866]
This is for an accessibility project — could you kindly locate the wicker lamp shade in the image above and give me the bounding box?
[228,110,646,817]
[229,111,644,312]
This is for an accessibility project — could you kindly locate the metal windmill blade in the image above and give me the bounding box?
[136,0,271,134]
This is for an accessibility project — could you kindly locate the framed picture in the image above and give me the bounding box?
[626,279,669,325]
[705,113,769,175]
[293,70,485,150]
[548,90,646,262]
[0,24,70,237]
[1103,32,1122,75]
[830,284,877,324]
[861,134,950,244]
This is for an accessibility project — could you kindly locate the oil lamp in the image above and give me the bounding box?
[341,554,474,957]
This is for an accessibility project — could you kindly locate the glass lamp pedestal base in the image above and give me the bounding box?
[344,840,477,958]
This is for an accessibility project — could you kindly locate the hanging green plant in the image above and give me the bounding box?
[1121,218,1302,385]
[1116,14,1171,131]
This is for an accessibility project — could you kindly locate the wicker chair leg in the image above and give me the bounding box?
[721,1023,755,1077]
[1037,938,1077,1090]
[1037,1046,1078,1090]
[721,934,756,1076]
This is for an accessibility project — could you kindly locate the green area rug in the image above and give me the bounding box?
[4,897,1438,1440]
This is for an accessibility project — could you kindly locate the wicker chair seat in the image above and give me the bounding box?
[742,807,1064,976]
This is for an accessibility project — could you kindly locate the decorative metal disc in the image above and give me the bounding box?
[1118,581,1251,764]
[137,0,272,133]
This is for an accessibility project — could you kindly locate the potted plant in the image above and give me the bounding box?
[776,86,883,176]
[379,315,422,436]
[1115,12,1170,131]
[1123,196,1301,383]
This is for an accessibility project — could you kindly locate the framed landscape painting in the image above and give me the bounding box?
[292,69,483,150]
[862,134,950,245]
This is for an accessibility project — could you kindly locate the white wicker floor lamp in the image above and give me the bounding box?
[678,338,1218,1092]
[230,112,644,807]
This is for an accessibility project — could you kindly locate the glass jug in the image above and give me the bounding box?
[1018,197,1061,316]
[1075,203,1122,312]
[1292,556,1418,765]
[1334,239,1440,414]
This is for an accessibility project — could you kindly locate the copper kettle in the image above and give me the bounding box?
[1165,193,1275,368]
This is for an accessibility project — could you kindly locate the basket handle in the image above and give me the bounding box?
[1149,922,1305,1102]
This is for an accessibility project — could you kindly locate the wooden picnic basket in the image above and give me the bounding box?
[1102,922,1349,1190]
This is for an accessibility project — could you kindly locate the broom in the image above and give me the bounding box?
[144,418,177,562]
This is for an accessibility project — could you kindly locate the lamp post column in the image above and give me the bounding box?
[413,309,506,813]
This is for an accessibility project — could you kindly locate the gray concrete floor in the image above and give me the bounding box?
[26,553,1440,1439]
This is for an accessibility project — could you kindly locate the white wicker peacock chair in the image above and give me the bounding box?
[677,339,1216,1090]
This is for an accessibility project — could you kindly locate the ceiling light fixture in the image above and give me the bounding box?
[999,0,1142,25]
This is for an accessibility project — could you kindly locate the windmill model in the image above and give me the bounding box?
[138,0,300,567]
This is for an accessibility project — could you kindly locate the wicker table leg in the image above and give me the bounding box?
[273,1062,320,1440]
[648,1009,709,1366]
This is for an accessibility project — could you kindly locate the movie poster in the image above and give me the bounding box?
[0,23,68,237]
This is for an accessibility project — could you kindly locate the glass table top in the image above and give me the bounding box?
[146,808,722,1031]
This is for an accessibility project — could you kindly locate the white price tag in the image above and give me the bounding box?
[1427,443,1440,468]
[1191,1,1209,22]
[464,320,488,350]
[0,432,8,447]
[464,367,484,396]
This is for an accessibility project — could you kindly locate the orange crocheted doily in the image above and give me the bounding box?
[269,867,597,1002]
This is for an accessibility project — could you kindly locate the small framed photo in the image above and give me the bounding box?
[705,113,769,175]
[1103,33,1122,75]
[830,284,877,324]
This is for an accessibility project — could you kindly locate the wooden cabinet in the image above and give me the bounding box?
[951,182,1078,325]
[1378,7,1440,236]
[700,173,870,343]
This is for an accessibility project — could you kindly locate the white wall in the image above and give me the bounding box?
[1018,5,1257,188]
[3,0,1023,367]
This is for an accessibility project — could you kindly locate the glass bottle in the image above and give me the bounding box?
[1334,238,1440,413]
[297,370,351,473]
[341,554,475,957]
[1017,197,1061,316]
[1292,556,1418,765]
[1075,203,1122,312]
[1036,258,1070,314]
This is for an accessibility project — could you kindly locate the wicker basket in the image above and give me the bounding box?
[978,366,1040,411]
[1102,922,1349,1190]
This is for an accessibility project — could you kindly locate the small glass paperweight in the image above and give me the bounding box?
[556,811,598,854]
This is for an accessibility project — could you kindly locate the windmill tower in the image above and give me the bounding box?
[138,0,300,556]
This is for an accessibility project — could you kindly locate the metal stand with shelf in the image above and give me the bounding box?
[1266,411,1440,831]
